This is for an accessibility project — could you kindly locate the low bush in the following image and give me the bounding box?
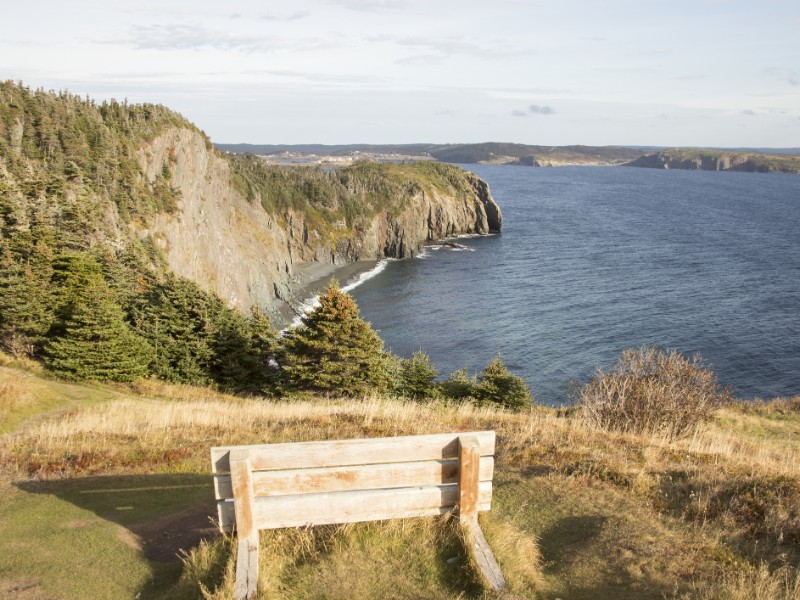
[578,346,730,439]
[398,350,439,400]
[474,356,533,410]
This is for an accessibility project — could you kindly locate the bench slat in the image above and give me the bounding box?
[214,457,494,500]
[211,431,495,473]
[217,481,493,531]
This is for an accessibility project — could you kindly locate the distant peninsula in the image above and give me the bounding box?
[216,142,800,174]
[624,148,800,173]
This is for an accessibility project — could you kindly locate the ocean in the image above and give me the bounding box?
[348,165,800,406]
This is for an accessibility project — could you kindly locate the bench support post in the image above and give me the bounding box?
[230,449,259,599]
[458,436,506,592]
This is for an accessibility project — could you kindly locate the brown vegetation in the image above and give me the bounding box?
[578,347,731,439]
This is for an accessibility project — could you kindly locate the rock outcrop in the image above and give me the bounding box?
[139,128,501,321]
[625,150,800,173]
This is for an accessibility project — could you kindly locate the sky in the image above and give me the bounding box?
[2,0,799,147]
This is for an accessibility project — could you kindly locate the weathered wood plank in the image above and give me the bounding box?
[462,520,506,592]
[211,431,495,473]
[214,457,495,500]
[230,450,256,540]
[217,482,493,531]
[234,531,259,600]
[458,436,481,521]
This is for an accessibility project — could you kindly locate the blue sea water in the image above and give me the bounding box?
[350,165,800,406]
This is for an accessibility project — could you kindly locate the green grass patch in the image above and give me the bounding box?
[0,473,216,600]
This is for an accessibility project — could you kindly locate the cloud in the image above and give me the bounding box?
[529,104,555,115]
[741,109,757,116]
[386,35,535,62]
[395,54,447,66]
[259,11,310,22]
[328,0,406,12]
[790,78,800,86]
[111,24,272,53]
[511,109,528,117]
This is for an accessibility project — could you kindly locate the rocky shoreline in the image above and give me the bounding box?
[275,260,380,326]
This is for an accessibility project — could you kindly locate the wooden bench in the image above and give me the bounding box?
[211,431,505,599]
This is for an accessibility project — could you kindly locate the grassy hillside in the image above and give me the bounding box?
[2,355,800,599]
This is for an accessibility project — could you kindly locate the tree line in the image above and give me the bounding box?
[0,240,531,408]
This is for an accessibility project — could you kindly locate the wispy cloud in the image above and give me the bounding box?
[328,0,407,12]
[110,24,272,53]
[511,104,556,117]
[259,11,310,22]
[529,104,555,115]
[790,78,799,86]
[387,35,535,62]
[741,109,758,116]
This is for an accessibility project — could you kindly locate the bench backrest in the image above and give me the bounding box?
[211,431,495,532]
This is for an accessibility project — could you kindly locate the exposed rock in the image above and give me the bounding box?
[625,150,800,173]
[138,128,502,321]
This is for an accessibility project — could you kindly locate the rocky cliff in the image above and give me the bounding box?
[139,128,501,321]
[625,150,800,173]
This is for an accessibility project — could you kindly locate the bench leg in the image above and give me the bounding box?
[461,518,506,592]
[231,450,259,599]
[459,436,506,592]
[235,531,259,599]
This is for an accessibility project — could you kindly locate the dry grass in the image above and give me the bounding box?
[0,367,51,435]
[4,366,800,598]
[679,562,800,600]
[174,517,523,599]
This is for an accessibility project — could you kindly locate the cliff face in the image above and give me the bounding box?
[625,150,800,173]
[139,128,501,320]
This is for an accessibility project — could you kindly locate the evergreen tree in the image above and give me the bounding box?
[209,306,280,393]
[474,356,533,410]
[439,367,476,400]
[281,280,393,395]
[132,274,217,384]
[45,275,152,382]
[399,350,439,400]
[0,245,55,356]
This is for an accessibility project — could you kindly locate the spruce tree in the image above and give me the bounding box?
[399,350,439,400]
[45,275,152,382]
[281,280,393,395]
[0,247,55,356]
[474,356,533,410]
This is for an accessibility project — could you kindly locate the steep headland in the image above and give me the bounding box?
[139,127,500,317]
[625,148,800,173]
[0,81,501,323]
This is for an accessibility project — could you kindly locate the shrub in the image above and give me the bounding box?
[578,346,730,439]
[398,350,439,400]
[439,368,476,400]
[474,356,533,410]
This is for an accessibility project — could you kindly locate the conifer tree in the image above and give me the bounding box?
[439,367,476,400]
[45,275,152,382]
[474,355,533,410]
[281,280,393,395]
[399,350,439,400]
[0,245,55,356]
